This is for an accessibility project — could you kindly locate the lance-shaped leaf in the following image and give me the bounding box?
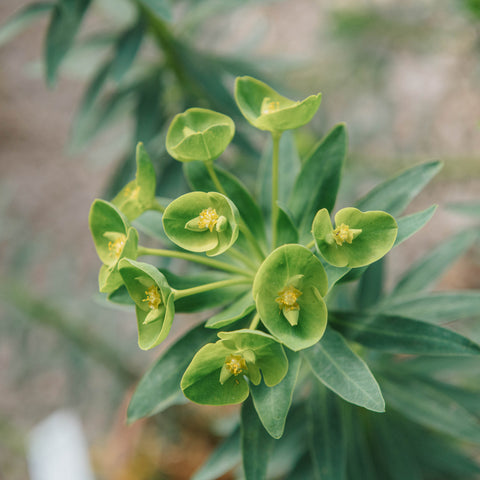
[181,329,288,406]
[112,143,157,220]
[206,292,255,329]
[118,259,174,350]
[89,199,138,292]
[330,311,480,356]
[303,326,385,412]
[312,207,397,268]
[253,244,328,351]
[162,191,239,256]
[166,108,235,163]
[250,349,301,438]
[235,76,321,132]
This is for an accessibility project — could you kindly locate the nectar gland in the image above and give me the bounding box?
[142,285,162,310]
[124,184,140,200]
[332,223,357,246]
[108,235,126,259]
[261,97,281,115]
[198,207,219,232]
[276,285,302,312]
[225,354,247,376]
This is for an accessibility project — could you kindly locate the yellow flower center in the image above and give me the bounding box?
[261,97,281,115]
[332,223,355,246]
[142,285,162,310]
[225,354,247,376]
[276,285,302,312]
[198,207,219,232]
[108,235,126,259]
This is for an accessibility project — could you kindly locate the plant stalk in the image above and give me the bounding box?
[271,131,282,250]
[174,277,251,300]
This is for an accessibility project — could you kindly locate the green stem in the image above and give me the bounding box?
[137,246,253,277]
[249,312,260,330]
[174,277,251,300]
[305,240,315,250]
[271,131,282,250]
[206,160,227,195]
[150,198,165,213]
[225,248,258,271]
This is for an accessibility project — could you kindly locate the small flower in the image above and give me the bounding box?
[332,223,362,246]
[142,285,162,311]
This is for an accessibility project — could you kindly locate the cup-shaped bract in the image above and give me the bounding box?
[181,329,288,405]
[162,191,239,256]
[112,143,157,221]
[234,76,321,133]
[312,207,398,268]
[166,108,235,163]
[252,245,328,351]
[89,199,138,293]
[118,259,175,350]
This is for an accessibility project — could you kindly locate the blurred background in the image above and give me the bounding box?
[1,0,479,478]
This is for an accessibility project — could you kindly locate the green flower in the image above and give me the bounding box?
[118,259,175,350]
[166,108,235,163]
[89,199,138,293]
[181,329,288,405]
[252,244,328,351]
[111,143,157,221]
[162,191,239,256]
[235,76,321,133]
[312,207,398,268]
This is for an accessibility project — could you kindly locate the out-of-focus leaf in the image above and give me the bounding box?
[304,327,385,412]
[389,229,478,298]
[447,201,480,217]
[377,291,480,324]
[0,2,54,46]
[355,259,384,310]
[355,161,442,215]
[241,396,275,480]
[381,375,480,444]
[192,427,241,480]
[289,124,347,241]
[330,311,480,356]
[45,0,93,86]
[307,385,346,480]
[394,205,437,246]
[250,349,301,439]
[127,323,217,422]
[275,205,299,247]
[138,0,171,21]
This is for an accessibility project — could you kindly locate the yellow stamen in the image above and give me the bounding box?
[142,285,162,310]
[333,223,355,246]
[225,354,247,376]
[261,97,281,115]
[276,285,302,312]
[108,235,126,259]
[198,207,219,232]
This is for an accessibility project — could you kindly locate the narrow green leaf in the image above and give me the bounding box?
[183,161,266,246]
[447,201,480,217]
[381,376,480,444]
[127,323,217,422]
[206,291,255,329]
[192,427,241,480]
[330,311,480,356]
[250,349,301,439]
[377,291,480,324]
[355,161,442,215]
[303,327,385,412]
[307,384,346,480]
[394,205,437,246]
[355,259,384,310]
[45,0,92,86]
[241,396,275,480]
[390,229,478,297]
[0,2,54,47]
[289,124,347,241]
[285,453,315,480]
[138,0,172,22]
[276,205,299,247]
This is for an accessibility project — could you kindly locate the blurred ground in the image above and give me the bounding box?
[0,0,479,479]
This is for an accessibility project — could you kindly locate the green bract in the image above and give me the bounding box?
[312,207,398,268]
[111,143,157,221]
[235,76,321,133]
[162,191,239,256]
[252,244,328,351]
[118,259,174,350]
[166,108,235,162]
[181,329,288,405]
[89,199,138,293]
